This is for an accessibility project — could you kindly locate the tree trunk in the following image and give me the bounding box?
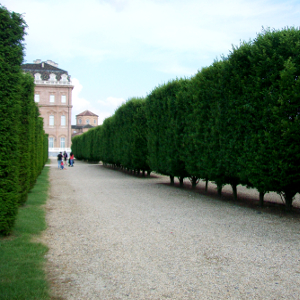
[217,184,222,197]
[205,179,208,192]
[259,192,264,207]
[231,183,237,201]
[147,170,151,177]
[170,175,174,185]
[179,177,184,187]
[284,190,296,212]
[191,177,198,188]
[142,170,145,177]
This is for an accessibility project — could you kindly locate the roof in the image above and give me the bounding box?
[71,124,95,129]
[21,61,70,82]
[21,62,67,73]
[76,110,99,117]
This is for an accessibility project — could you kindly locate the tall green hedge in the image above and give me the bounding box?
[0,5,48,235]
[146,79,189,184]
[72,98,150,173]
[0,6,26,234]
[227,28,300,210]
[18,73,35,204]
[182,61,227,192]
[72,27,300,211]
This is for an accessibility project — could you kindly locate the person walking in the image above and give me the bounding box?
[63,151,68,164]
[60,160,67,170]
[57,152,63,169]
[70,152,74,167]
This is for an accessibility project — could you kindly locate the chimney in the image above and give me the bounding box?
[42,62,44,68]
[46,60,58,67]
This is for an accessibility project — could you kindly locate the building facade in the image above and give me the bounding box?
[71,110,99,137]
[21,60,73,156]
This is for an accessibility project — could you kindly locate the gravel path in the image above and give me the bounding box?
[43,158,300,300]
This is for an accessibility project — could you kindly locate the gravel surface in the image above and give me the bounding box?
[43,158,300,300]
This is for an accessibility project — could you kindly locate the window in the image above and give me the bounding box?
[34,94,40,102]
[34,73,41,81]
[79,119,82,124]
[60,137,65,148]
[50,95,55,103]
[49,115,54,126]
[61,115,66,126]
[61,74,68,82]
[49,137,54,148]
[94,119,96,124]
[49,73,56,81]
[61,95,66,103]
[86,119,90,124]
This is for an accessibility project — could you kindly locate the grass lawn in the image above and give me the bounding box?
[0,166,50,300]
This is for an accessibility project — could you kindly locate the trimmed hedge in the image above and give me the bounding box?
[72,98,150,174]
[72,27,300,211]
[146,79,190,185]
[0,5,48,235]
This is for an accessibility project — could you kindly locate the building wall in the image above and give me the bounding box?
[34,83,73,155]
[71,127,92,137]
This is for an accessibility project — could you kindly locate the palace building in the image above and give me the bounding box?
[21,60,73,156]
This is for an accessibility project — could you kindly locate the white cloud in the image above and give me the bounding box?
[4,0,300,122]
[71,78,91,124]
[97,97,126,124]
[72,78,126,125]
[100,0,130,11]
[7,0,300,72]
[98,97,125,108]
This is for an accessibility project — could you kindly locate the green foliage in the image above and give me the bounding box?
[183,62,226,186]
[226,28,300,208]
[72,27,300,210]
[146,79,189,181]
[0,5,26,235]
[18,73,35,205]
[0,5,48,235]
[72,98,150,172]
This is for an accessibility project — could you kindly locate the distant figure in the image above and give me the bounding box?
[63,151,68,163]
[57,152,63,169]
[60,160,67,170]
[70,152,74,167]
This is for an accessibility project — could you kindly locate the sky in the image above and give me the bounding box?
[3,0,300,124]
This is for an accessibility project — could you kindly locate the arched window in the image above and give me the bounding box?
[86,119,90,124]
[34,73,41,80]
[60,137,65,148]
[49,73,57,81]
[60,74,68,82]
[79,119,82,124]
[49,115,54,126]
[61,115,66,126]
[49,137,54,148]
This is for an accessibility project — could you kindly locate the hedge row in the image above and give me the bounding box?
[72,97,150,174]
[72,27,300,211]
[0,6,48,235]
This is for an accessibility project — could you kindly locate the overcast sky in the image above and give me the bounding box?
[3,0,300,124]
